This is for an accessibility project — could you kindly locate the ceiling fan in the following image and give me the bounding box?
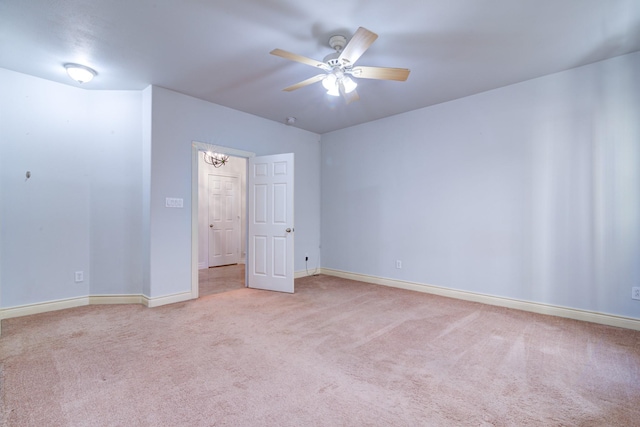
[270,27,410,104]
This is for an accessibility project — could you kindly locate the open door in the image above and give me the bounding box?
[248,153,294,293]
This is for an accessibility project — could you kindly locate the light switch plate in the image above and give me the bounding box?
[165,197,184,208]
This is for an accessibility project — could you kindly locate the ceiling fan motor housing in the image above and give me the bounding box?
[323,52,341,67]
[328,35,347,51]
[324,35,348,68]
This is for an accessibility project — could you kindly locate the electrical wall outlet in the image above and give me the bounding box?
[396,260,402,269]
[75,271,84,283]
[632,287,640,300]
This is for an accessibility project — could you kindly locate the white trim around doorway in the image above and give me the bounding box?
[191,141,255,300]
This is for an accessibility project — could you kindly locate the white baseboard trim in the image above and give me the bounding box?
[0,296,89,320]
[143,291,193,308]
[321,268,640,331]
[1,291,196,321]
[4,270,636,332]
[295,266,322,279]
[89,295,145,305]
[294,269,316,279]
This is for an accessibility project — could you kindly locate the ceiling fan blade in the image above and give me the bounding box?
[351,66,410,81]
[338,27,378,65]
[283,74,326,92]
[339,81,360,104]
[270,49,330,70]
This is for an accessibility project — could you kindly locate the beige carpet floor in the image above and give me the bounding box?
[1,275,639,426]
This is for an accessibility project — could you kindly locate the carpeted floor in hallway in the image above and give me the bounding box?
[198,264,245,297]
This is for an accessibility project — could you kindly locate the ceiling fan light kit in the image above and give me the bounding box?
[322,73,357,96]
[271,27,410,104]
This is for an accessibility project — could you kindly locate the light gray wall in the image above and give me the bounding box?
[3,50,637,320]
[0,69,143,307]
[147,86,321,298]
[142,86,152,297]
[0,73,321,309]
[321,52,640,319]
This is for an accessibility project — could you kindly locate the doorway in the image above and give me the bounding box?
[198,264,245,297]
[190,142,296,298]
[195,147,248,297]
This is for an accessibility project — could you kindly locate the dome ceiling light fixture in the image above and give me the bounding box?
[64,63,97,84]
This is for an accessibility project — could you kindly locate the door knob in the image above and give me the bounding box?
[209,224,214,228]
[286,228,292,233]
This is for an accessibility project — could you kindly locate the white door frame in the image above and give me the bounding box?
[191,141,254,299]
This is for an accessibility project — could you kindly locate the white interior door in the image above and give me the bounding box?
[248,153,294,293]
[208,174,239,267]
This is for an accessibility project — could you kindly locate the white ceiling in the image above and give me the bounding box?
[2,0,639,134]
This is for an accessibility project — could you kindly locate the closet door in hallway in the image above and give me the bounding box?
[208,174,240,267]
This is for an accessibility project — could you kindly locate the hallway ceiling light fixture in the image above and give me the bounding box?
[64,63,97,84]
[203,151,229,168]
